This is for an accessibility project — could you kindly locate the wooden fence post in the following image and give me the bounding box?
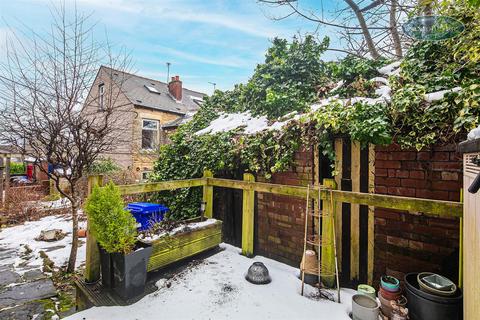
[202,170,213,218]
[322,178,336,288]
[84,175,103,283]
[242,173,255,257]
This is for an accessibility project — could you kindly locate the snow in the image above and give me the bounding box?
[378,61,401,76]
[66,244,355,320]
[196,112,269,136]
[138,219,219,243]
[424,87,461,102]
[370,77,389,86]
[331,80,344,92]
[0,215,86,273]
[468,125,480,140]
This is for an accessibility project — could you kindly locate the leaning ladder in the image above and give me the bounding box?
[300,184,341,303]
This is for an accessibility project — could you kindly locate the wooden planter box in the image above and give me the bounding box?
[145,220,222,272]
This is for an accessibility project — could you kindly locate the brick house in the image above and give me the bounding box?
[84,67,205,181]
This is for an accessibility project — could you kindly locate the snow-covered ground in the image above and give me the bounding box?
[66,244,355,320]
[0,215,86,273]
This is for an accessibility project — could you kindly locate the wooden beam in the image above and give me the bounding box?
[334,138,343,272]
[367,143,375,285]
[117,178,205,195]
[351,141,361,281]
[242,173,255,257]
[84,175,103,283]
[206,178,462,217]
[322,179,336,287]
[202,170,214,218]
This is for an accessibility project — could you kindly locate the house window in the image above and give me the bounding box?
[98,83,105,110]
[141,171,152,181]
[142,119,159,150]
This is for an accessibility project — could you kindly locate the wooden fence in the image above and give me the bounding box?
[84,171,463,286]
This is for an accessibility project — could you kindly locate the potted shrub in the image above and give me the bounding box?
[85,182,152,300]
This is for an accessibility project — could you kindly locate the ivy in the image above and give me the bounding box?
[151,5,480,218]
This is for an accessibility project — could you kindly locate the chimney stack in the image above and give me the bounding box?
[168,75,182,101]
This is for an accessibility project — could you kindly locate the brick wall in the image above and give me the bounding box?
[256,149,314,266]
[374,143,462,282]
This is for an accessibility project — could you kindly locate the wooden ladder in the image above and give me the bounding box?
[300,184,341,303]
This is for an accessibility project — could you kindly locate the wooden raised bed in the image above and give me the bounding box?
[145,220,222,272]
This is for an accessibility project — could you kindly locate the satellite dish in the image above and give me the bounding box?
[402,15,465,41]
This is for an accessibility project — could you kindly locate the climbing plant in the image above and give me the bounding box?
[151,3,480,218]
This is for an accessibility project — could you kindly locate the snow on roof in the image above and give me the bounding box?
[424,87,461,102]
[468,125,480,140]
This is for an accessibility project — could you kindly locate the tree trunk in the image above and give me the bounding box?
[344,0,381,59]
[390,0,403,58]
[67,199,79,273]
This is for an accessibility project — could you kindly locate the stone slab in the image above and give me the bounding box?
[0,278,57,308]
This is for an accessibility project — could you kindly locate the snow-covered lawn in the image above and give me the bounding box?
[67,244,355,320]
[0,215,86,273]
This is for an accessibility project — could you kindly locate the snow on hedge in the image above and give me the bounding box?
[378,61,401,76]
[424,87,461,102]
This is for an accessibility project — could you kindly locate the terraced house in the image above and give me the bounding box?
[84,66,205,181]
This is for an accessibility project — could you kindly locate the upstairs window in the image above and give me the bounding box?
[98,83,105,110]
[142,119,159,150]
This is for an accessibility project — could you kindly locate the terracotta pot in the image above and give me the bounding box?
[77,229,87,238]
[379,286,401,301]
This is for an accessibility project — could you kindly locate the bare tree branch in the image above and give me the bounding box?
[0,3,133,272]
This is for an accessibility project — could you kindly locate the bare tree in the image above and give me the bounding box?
[0,4,133,273]
[258,0,416,59]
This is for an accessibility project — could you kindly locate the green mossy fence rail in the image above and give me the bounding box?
[84,170,463,286]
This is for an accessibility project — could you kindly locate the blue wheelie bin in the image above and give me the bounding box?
[126,202,169,231]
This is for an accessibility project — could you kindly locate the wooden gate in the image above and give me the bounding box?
[318,138,375,286]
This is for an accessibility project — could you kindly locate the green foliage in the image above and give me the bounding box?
[9,162,25,174]
[84,182,137,254]
[88,158,121,175]
[152,10,480,218]
[387,2,480,150]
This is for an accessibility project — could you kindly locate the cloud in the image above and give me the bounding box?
[154,45,256,68]
[75,0,289,38]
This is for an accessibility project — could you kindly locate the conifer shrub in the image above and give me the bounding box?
[84,181,137,254]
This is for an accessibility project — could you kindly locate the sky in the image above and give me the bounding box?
[0,0,344,95]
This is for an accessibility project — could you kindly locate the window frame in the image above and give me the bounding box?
[141,119,160,150]
[141,171,152,182]
[98,83,105,110]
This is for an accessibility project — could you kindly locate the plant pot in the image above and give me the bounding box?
[98,245,113,288]
[404,273,462,320]
[111,244,153,300]
[379,286,401,301]
[352,294,379,320]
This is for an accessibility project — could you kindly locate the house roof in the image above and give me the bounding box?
[101,66,206,115]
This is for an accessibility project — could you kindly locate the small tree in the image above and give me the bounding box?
[0,4,132,272]
[84,182,137,254]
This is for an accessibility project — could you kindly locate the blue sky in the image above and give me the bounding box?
[0,0,344,94]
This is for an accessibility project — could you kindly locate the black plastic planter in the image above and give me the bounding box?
[111,245,153,300]
[98,245,113,288]
[404,273,463,320]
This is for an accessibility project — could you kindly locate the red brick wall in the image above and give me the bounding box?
[374,143,461,282]
[256,149,314,266]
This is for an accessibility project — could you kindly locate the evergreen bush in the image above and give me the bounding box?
[84,181,137,254]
